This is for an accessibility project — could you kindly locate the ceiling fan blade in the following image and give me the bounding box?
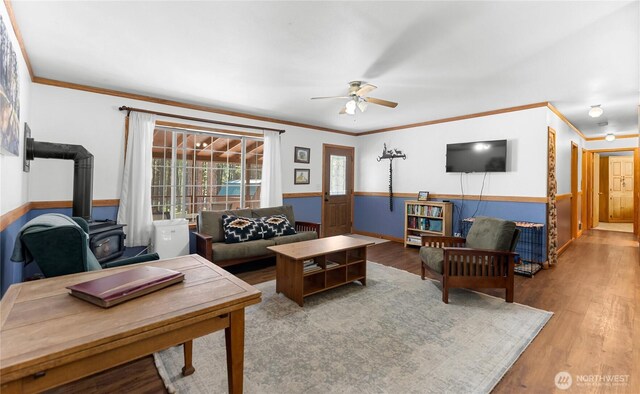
[356,83,377,97]
[311,96,351,100]
[366,97,398,108]
[339,107,347,115]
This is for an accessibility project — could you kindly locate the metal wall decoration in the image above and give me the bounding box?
[376,143,406,211]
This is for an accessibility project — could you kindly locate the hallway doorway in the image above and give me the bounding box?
[587,148,638,235]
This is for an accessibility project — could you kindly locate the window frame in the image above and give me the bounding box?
[151,125,264,222]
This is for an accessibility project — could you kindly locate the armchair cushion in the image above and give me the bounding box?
[102,252,160,268]
[465,217,516,251]
[420,247,444,274]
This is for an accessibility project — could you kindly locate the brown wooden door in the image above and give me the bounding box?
[571,143,578,238]
[609,156,634,222]
[599,157,609,222]
[592,153,600,228]
[322,144,354,237]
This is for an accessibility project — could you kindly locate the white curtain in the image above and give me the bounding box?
[118,112,156,247]
[260,130,283,207]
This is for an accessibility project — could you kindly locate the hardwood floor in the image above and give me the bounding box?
[50,230,639,393]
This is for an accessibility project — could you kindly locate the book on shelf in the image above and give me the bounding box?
[66,266,185,308]
[304,265,322,274]
[303,259,323,273]
[325,262,340,269]
[407,235,422,243]
[407,203,443,218]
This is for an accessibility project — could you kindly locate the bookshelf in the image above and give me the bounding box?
[404,200,453,247]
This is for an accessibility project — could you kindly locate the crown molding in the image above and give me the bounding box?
[356,102,550,136]
[546,103,587,140]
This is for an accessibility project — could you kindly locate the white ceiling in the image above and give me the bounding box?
[11,1,640,136]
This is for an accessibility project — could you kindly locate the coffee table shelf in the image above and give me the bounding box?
[268,235,373,306]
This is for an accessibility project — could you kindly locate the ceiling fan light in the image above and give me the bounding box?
[605,133,615,142]
[345,100,357,115]
[357,101,368,113]
[589,105,603,118]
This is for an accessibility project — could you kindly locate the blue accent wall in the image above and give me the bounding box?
[1,214,30,296]
[284,196,322,223]
[354,195,547,240]
[354,196,413,239]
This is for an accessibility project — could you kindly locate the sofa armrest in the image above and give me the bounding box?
[194,232,213,261]
[295,221,321,237]
[421,235,466,248]
[102,253,160,268]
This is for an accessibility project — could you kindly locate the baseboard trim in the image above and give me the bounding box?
[352,229,403,243]
[558,239,572,256]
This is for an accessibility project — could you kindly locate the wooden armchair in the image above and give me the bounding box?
[420,217,520,304]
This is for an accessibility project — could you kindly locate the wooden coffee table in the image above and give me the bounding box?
[267,235,373,306]
[0,254,261,394]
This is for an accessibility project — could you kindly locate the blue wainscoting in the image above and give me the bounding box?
[354,195,547,240]
[1,214,30,296]
[284,196,322,224]
[354,196,414,239]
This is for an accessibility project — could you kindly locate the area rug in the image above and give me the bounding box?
[154,262,552,394]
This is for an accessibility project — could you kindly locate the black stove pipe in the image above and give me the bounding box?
[26,138,94,220]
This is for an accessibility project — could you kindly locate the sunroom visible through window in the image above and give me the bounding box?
[151,127,263,223]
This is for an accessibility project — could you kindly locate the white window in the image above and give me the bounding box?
[151,127,263,223]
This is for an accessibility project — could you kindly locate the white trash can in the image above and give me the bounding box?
[152,219,189,259]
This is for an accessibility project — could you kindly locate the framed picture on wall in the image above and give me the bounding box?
[294,168,310,185]
[294,146,310,164]
[417,191,429,201]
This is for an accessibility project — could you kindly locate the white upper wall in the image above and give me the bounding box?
[27,83,357,202]
[356,107,549,197]
[547,109,585,195]
[0,5,31,214]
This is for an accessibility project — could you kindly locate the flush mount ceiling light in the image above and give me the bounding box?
[589,105,603,118]
[605,133,615,142]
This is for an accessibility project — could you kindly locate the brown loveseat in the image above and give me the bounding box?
[194,205,320,267]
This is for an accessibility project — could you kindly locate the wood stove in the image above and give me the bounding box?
[88,220,126,263]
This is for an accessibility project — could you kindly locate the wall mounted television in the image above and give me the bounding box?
[446,139,507,173]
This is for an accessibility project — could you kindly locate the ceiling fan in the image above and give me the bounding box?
[311,81,398,115]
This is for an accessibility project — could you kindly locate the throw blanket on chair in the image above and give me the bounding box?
[11,213,85,265]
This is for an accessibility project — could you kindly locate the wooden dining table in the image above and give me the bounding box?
[0,254,261,394]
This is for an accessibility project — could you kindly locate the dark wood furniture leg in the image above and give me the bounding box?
[225,309,245,394]
[181,340,195,376]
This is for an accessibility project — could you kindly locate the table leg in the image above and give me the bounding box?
[225,309,245,394]
[182,340,195,376]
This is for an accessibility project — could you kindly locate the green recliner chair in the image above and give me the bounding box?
[11,213,159,278]
[420,216,520,304]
